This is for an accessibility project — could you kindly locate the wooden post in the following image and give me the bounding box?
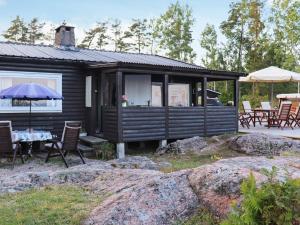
[164,74,169,140]
[234,79,239,133]
[202,77,207,136]
[116,71,123,143]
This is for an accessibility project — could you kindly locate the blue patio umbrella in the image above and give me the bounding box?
[0,83,63,130]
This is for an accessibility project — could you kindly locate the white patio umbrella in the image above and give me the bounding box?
[239,66,300,104]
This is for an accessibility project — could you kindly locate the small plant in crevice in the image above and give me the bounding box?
[221,166,300,225]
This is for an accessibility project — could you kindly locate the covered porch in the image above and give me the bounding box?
[85,64,241,157]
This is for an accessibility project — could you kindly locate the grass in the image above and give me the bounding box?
[0,185,102,225]
[175,208,219,225]
[152,153,219,173]
[150,147,245,173]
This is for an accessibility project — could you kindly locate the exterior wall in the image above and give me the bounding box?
[206,106,237,136]
[102,106,118,142]
[168,107,205,139]
[102,106,237,142]
[0,60,86,136]
[122,107,166,142]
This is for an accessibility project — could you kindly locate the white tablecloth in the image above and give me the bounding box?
[12,130,52,142]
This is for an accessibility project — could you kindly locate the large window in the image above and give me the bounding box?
[0,71,62,113]
[168,83,190,107]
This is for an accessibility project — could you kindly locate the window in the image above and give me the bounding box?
[0,71,62,113]
[168,84,190,107]
[125,75,151,106]
[152,82,163,107]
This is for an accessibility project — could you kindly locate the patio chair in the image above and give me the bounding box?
[271,101,293,129]
[242,101,261,125]
[290,105,300,127]
[260,101,272,122]
[261,102,271,110]
[0,124,24,169]
[45,126,85,168]
[239,113,250,129]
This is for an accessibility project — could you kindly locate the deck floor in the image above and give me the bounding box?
[239,123,300,139]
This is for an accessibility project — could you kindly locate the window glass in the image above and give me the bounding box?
[0,71,62,113]
[152,83,162,107]
[125,75,151,106]
[168,84,190,107]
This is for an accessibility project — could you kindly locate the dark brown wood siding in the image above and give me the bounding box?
[206,106,237,136]
[102,106,118,141]
[0,60,86,136]
[168,107,205,139]
[122,107,166,142]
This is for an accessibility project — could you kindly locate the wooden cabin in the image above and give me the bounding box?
[0,25,244,157]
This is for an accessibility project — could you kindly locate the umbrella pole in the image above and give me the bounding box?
[271,83,274,107]
[29,100,32,132]
[298,82,300,93]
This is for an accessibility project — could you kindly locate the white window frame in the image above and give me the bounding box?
[0,71,62,113]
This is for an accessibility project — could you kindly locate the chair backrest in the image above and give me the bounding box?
[295,105,300,119]
[242,101,252,113]
[261,102,271,110]
[61,121,82,142]
[65,121,82,128]
[0,126,13,154]
[278,102,292,120]
[62,126,80,151]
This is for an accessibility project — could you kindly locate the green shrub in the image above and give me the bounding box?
[221,167,300,225]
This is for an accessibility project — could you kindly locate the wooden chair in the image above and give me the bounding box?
[45,126,85,168]
[0,124,24,169]
[242,101,261,125]
[239,113,250,129]
[261,102,271,110]
[290,105,300,127]
[271,102,293,129]
[261,101,272,122]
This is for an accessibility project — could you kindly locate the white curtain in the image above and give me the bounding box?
[0,78,12,107]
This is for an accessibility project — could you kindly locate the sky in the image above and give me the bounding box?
[0,0,235,64]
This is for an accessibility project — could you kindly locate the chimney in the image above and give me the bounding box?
[54,24,75,50]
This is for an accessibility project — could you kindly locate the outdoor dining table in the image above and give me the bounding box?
[12,130,53,155]
[12,130,52,142]
[253,108,278,128]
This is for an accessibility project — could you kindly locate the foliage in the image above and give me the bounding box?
[79,21,109,49]
[95,142,115,160]
[110,19,132,52]
[155,1,196,63]
[3,15,28,42]
[127,19,151,53]
[200,24,220,70]
[221,167,300,225]
[0,185,102,225]
[27,18,45,44]
[180,208,218,225]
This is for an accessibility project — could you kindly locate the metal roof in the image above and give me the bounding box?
[0,42,204,70]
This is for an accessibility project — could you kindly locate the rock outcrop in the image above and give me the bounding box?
[156,136,208,155]
[229,133,300,156]
[108,156,161,170]
[1,155,300,224]
[85,170,199,225]
[188,156,300,218]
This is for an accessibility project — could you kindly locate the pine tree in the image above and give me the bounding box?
[128,19,150,53]
[79,22,109,49]
[27,18,45,44]
[155,1,196,63]
[111,19,131,52]
[269,0,300,70]
[200,24,219,69]
[3,16,28,42]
